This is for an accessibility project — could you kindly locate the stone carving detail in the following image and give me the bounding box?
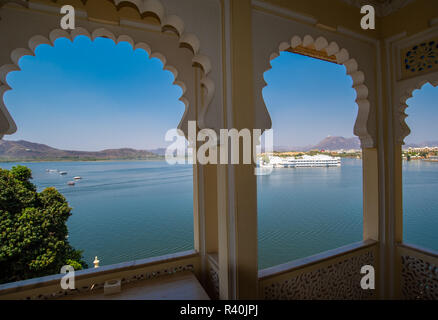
[403,40,438,77]
[262,251,375,300]
[401,255,438,300]
[24,264,195,300]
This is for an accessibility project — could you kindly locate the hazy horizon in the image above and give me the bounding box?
[3,37,438,150]
[4,134,438,153]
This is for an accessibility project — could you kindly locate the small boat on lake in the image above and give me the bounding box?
[59,171,67,175]
[73,176,82,180]
[67,181,75,186]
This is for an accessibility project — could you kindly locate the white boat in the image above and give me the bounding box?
[255,166,273,176]
[73,176,82,180]
[67,181,75,186]
[46,169,58,173]
[59,171,67,175]
[261,155,341,168]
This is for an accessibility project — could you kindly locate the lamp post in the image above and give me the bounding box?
[93,256,100,268]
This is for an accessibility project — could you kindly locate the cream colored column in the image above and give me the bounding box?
[380,38,403,299]
[393,145,403,246]
[204,164,219,255]
[217,161,231,299]
[362,148,381,299]
[193,64,219,288]
[195,162,219,291]
[392,144,404,298]
[217,0,259,300]
[379,40,394,300]
[363,148,380,241]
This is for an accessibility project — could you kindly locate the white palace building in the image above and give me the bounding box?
[261,155,342,168]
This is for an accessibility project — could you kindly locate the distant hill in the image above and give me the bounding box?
[311,136,361,151]
[404,141,438,148]
[272,136,438,153]
[0,140,163,161]
[148,148,167,156]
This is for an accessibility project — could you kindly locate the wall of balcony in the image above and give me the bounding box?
[258,240,378,300]
[397,243,438,300]
[0,250,201,300]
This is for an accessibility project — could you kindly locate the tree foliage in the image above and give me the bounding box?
[0,165,87,284]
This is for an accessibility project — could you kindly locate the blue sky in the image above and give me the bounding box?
[4,37,438,150]
[5,37,184,151]
[405,83,438,144]
[263,52,357,147]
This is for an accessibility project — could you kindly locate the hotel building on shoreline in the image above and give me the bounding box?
[261,154,342,168]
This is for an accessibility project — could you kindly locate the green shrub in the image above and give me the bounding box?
[0,166,87,284]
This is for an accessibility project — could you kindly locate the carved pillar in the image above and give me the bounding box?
[217,0,258,300]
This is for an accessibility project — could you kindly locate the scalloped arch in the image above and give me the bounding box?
[0,26,196,136]
[0,0,28,9]
[396,74,438,145]
[108,0,212,78]
[107,0,215,114]
[262,34,375,149]
[0,0,216,137]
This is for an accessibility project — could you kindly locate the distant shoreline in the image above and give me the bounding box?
[0,158,168,163]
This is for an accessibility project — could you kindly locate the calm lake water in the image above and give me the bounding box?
[1,159,437,270]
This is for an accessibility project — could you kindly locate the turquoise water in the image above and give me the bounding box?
[1,159,437,270]
[0,161,195,267]
[403,160,438,250]
[257,159,363,269]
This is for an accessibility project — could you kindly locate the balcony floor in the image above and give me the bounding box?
[59,271,210,300]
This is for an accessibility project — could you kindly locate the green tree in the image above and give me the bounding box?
[262,154,270,164]
[0,165,87,284]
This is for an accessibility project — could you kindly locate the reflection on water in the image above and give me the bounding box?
[403,160,438,251]
[1,159,437,270]
[0,161,195,267]
[257,159,363,269]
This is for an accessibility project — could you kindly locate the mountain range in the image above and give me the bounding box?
[404,141,438,149]
[273,136,361,152]
[0,140,163,161]
[273,136,438,152]
[1,136,437,161]
[274,136,438,152]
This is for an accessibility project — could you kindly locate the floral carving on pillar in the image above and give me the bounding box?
[402,39,438,78]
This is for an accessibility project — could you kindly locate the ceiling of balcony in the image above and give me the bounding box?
[341,0,416,17]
